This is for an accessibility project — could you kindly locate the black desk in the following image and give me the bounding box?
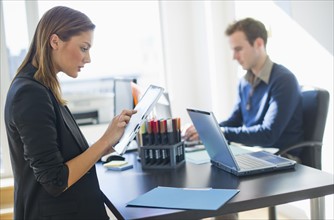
[97,152,334,220]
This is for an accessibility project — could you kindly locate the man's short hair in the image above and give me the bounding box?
[225,17,268,47]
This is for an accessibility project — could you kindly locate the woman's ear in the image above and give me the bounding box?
[49,34,60,49]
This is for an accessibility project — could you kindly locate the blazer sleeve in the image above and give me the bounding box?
[12,82,69,197]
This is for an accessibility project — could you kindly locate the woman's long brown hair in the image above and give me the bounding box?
[15,6,95,105]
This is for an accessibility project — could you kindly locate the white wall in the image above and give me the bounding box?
[275,0,333,55]
[159,1,238,125]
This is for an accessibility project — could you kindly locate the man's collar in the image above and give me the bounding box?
[245,56,273,84]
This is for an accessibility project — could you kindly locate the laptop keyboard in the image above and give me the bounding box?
[236,154,272,169]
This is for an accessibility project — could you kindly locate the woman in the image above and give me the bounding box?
[4,6,136,220]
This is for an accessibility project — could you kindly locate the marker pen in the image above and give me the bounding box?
[149,148,155,164]
[152,120,161,145]
[167,118,176,144]
[147,120,153,145]
[176,117,181,142]
[160,119,168,145]
[154,148,162,165]
[172,118,178,144]
[161,148,167,165]
[139,121,146,146]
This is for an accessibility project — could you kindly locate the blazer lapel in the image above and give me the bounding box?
[59,105,89,152]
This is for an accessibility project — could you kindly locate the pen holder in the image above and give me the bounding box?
[140,141,185,169]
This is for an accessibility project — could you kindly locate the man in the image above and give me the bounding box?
[185,18,304,157]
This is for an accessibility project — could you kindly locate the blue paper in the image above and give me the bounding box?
[127,186,239,210]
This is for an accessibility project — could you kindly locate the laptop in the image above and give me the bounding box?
[187,108,296,176]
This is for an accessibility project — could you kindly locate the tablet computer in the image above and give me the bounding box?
[113,84,164,155]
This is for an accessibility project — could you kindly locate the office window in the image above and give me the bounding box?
[1,0,30,177]
[2,1,29,78]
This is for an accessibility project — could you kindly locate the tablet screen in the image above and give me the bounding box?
[114,85,164,155]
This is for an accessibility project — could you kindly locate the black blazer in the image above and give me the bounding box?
[5,64,109,220]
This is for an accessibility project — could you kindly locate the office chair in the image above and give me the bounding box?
[268,86,330,220]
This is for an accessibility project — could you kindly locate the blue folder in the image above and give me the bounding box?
[127,186,239,210]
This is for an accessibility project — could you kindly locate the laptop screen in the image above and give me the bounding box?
[187,109,238,170]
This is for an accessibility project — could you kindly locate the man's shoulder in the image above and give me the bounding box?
[271,63,293,74]
[270,63,297,81]
[268,64,301,94]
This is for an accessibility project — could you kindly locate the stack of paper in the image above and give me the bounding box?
[103,161,133,171]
